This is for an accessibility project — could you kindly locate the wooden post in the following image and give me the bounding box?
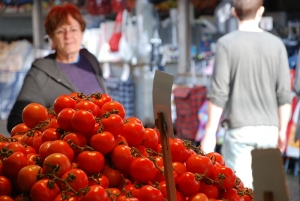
[263,191,273,201]
[155,111,177,201]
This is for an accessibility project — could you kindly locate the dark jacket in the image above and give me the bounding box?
[7,48,107,132]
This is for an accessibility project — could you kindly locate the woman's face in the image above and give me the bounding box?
[51,15,83,57]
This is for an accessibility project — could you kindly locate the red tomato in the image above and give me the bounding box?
[13,194,31,201]
[115,195,139,201]
[111,145,135,176]
[153,128,161,144]
[137,185,164,201]
[0,142,8,152]
[62,132,87,155]
[169,138,191,163]
[177,172,201,196]
[43,153,72,178]
[115,178,131,191]
[100,101,126,119]
[100,114,124,137]
[11,135,22,142]
[0,176,11,196]
[80,124,100,145]
[25,145,36,155]
[154,156,164,166]
[243,193,253,201]
[135,144,149,157]
[152,166,178,184]
[57,108,76,132]
[159,181,185,201]
[91,93,112,110]
[10,123,30,137]
[30,135,42,154]
[213,166,237,190]
[186,154,214,178]
[41,118,59,132]
[2,152,28,180]
[38,141,51,161]
[106,188,120,200]
[129,157,156,183]
[221,188,245,201]
[208,199,223,201]
[5,142,27,156]
[0,195,13,201]
[75,100,101,117]
[69,92,84,100]
[80,185,110,201]
[114,135,128,146]
[206,152,225,166]
[22,103,48,128]
[60,169,88,192]
[21,130,41,147]
[187,193,209,201]
[53,94,77,114]
[71,110,96,135]
[101,165,122,188]
[124,117,143,125]
[41,128,61,143]
[17,165,41,192]
[141,128,159,151]
[122,184,139,198]
[199,182,219,199]
[90,132,115,154]
[88,174,110,189]
[47,140,74,162]
[172,161,187,177]
[235,177,245,189]
[121,121,145,147]
[53,194,79,201]
[30,179,60,201]
[77,151,105,175]
[27,153,41,165]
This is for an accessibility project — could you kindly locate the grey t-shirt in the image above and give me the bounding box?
[208,30,292,128]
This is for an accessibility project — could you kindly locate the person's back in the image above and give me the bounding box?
[214,30,290,129]
[201,0,292,188]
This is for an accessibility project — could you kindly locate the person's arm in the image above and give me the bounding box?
[277,103,292,153]
[200,100,223,153]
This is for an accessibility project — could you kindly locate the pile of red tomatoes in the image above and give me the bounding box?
[0,92,253,201]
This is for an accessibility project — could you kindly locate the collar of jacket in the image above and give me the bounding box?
[31,50,78,91]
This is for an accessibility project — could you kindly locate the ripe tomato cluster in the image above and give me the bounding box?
[0,92,254,201]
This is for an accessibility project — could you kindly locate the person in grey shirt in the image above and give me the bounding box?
[201,0,292,188]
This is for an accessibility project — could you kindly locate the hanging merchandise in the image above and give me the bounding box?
[173,85,207,140]
[285,95,300,159]
[111,0,127,13]
[119,9,137,63]
[0,40,35,121]
[127,0,136,10]
[86,0,112,15]
[148,0,166,5]
[108,10,123,52]
[68,0,86,6]
[150,10,164,71]
[60,0,86,6]
[105,64,135,118]
[3,0,32,5]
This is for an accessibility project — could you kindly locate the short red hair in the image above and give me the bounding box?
[44,3,86,37]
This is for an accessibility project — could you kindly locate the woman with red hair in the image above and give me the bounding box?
[7,3,107,132]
